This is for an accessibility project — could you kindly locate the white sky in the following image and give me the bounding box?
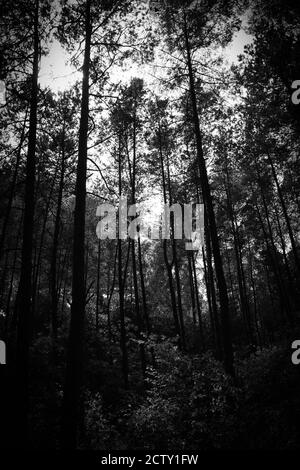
[39,40,81,92]
[40,16,253,93]
[224,27,253,64]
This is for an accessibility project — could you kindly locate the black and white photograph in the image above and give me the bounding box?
[0,0,300,456]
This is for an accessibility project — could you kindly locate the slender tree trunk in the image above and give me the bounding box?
[131,112,146,376]
[246,238,262,348]
[184,15,234,375]
[172,239,185,349]
[225,248,237,311]
[106,243,118,342]
[61,0,92,449]
[118,135,128,389]
[58,245,70,313]
[204,212,222,358]
[158,123,181,341]
[264,262,277,321]
[187,253,196,324]
[191,252,204,350]
[224,173,252,344]
[50,119,66,338]
[165,152,185,349]
[138,235,150,333]
[13,0,39,448]
[95,238,101,330]
[202,247,214,343]
[32,161,59,316]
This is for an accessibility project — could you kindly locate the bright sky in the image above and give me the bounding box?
[39,15,253,93]
[39,40,81,92]
[224,27,253,64]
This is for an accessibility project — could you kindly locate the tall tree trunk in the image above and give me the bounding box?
[202,207,221,357]
[50,119,66,338]
[106,243,118,342]
[118,135,129,388]
[95,238,101,330]
[138,234,150,333]
[58,245,70,313]
[131,112,146,376]
[246,238,262,348]
[158,122,181,341]
[224,171,252,344]
[183,15,234,375]
[187,252,196,324]
[12,0,39,448]
[32,161,59,316]
[165,152,185,349]
[202,247,215,344]
[172,239,185,349]
[61,0,91,449]
[191,252,204,350]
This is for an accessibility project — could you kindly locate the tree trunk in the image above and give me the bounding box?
[191,252,204,350]
[224,171,252,344]
[13,0,39,448]
[118,135,129,388]
[61,0,92,449]
[50,119,67,338]
[138,234,150,333]
[187,253,196,324]
[95,238,101,330]
[32,161,59,316]
[183,15,234,375]
[158,122,181,342]
[131,112,146,376]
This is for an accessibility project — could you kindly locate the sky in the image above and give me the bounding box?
[39,14,253,93]
[39,40,81,92]
[224,27,253,64]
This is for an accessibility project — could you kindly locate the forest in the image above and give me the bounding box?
[0,0,300,451]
